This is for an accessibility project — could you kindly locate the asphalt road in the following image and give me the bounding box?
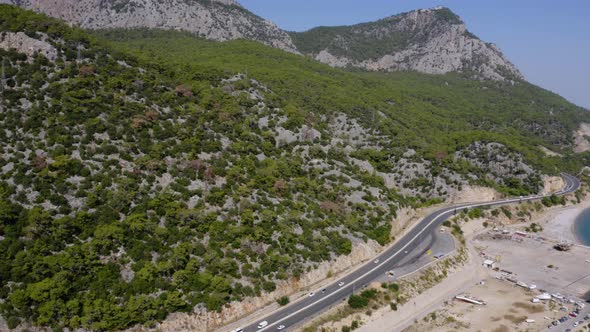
[236,173,580,332]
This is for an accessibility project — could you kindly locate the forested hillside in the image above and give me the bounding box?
[0,5,589,331]
[289,7,523,80]
[97,29,590,170]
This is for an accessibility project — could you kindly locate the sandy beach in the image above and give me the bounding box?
[538,198,590,245]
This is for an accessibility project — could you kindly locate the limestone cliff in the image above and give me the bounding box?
[1,0,299,53]
[291,7,523,81]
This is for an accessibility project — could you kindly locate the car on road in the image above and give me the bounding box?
[338,282,345,287]
[257,321,268,329]
[277,325,285,330]
[373,259,379,263]
[231,328,244,332]
[321,288,326,293]
[404,250,408,254]
[308,292,315,297]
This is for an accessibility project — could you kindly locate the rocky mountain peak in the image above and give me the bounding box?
[2,2,522,80]
[291,7,523,81]
[0,0,299,53]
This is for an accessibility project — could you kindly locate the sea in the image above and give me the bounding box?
[574,207,590,246]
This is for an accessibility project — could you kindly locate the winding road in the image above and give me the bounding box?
[236,173,580,332]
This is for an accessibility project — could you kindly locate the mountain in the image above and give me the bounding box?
[290,7,523,81]
[1,4,589,332]
[4,1,522,80]
[0,0,299,53]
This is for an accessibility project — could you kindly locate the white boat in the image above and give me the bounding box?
[536,293,551,300]
[455,295,486,305]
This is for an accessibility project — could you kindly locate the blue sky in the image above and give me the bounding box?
[239,0,590,110]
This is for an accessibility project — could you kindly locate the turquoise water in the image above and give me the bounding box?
[575,207,590,246]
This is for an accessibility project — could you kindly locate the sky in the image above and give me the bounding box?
[239,0,590,110]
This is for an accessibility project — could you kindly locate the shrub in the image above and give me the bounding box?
[277,296,289,306]
[348,294,369,309]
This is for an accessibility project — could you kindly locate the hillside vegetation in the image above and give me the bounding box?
[290,8,462,61]
[288,7,523,80]
[96,29,590,171]
[0,5,589,331]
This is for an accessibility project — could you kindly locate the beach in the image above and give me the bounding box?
[539,197,590,245]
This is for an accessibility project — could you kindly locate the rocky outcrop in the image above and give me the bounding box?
[574,123,590,153]
[0,31,57,62]
[1,0,299,53]
[292,7,523,81]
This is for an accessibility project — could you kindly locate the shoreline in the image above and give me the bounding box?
[535,196,590,245]
[544,199,590,246]
[573,208,590,246]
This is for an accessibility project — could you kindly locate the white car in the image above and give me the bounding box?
[374,259,379,264]
[573,322,579,327]
[338,281,345,287]
[308,292,315,297]
[277,325,285,330]
[257,321,268,329]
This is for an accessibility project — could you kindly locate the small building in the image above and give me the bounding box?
[483,259,495,268]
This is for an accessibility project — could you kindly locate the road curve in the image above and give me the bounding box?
[237,173,580,332]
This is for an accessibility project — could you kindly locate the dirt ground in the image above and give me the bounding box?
[474,234,590,299]
[403,278,572,332]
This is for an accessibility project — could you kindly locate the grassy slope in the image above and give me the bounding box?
[95,28,590,173]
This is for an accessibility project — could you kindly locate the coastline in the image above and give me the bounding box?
[573,207,590,246]
[536,196,590,245]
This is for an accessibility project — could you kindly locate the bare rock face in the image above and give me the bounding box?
[292,7,523,81]
[0,31,57,62]
[1,0,299,53]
